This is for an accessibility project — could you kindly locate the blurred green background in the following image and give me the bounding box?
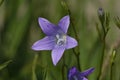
[0,0,120,80]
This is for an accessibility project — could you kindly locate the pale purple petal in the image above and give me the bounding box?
[38,17,58,36]
[51,45,65,65]
[66,36,78,49]
[32,36,55,51]
[58,15,70,33]
[83,77,88,80]
[81,68,95,76]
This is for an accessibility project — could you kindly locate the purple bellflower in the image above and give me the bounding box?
[31,15,78,65]
[68,67,94,80]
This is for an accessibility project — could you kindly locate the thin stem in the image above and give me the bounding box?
[97,13,110,79]
[110,49,116,80]
[97,28,109,80]
[97,22,106,80]
[32,53,38,80]
[72,49,81,71]
[97,35,105,80]
[62,55,65,80]
[62,0,81,71]
[62,54,69,80]
[76,53,81,71]
[62,67,65,80]
[96,23,102,41]
[101,23,106,37]
[110,62,114,80]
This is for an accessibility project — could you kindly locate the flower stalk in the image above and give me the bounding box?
[32,54,38,80]
[97,8,110,80]
[61,0,81,71]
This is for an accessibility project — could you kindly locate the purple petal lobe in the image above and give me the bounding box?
[58,15,70,33]
[51,45,65,65]
[68,67,78,77]
[68,67,81,80]
[83,77,88,80]
[38,17,58,36]
[32,36,55,51]
[81,68,95,76]
[68,67,94,80]
[66,36,78,49]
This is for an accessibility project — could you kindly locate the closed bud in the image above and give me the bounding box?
[98,8,105,26]
[98,7,104,16]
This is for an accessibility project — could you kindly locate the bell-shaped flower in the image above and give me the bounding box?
[32,15,78,65]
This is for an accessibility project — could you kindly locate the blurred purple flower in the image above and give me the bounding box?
[68,67,94,80]
[31,15,78,65]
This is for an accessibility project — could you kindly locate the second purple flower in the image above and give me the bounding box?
[32,15,78,65]
[68,67,94,80]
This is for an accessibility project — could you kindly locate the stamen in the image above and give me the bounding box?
[55,34,66,46]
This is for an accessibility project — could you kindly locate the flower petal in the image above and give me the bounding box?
[80,68,95,76]
[51,45,65,65]
[38,17,58,36]
[58,15,70,33]
[83,77,88,80]
[66,36,78,49]
[32,36,55,51]
[68,67,79,77]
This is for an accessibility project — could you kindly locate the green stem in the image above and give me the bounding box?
[97,31,106,80]
[72,49,81,71]
[101,23,106,37]
[32,54,38,80]
[62,67,65,80]
[71,16,81,71]
[110,62,114,80]
[110,49,116,80]
[62,55,65,80]
[76,53,81,71]
[62,54,69,80]
[62,0,81,71]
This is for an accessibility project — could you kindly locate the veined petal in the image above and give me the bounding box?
[66,36,78,49]
[38,17,58,36]
[32,36,55,51]
[81,68,95,76]
[51,45,65,65]
[58,15,70,33]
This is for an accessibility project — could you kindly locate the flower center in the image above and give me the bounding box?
[55,33,66,46]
